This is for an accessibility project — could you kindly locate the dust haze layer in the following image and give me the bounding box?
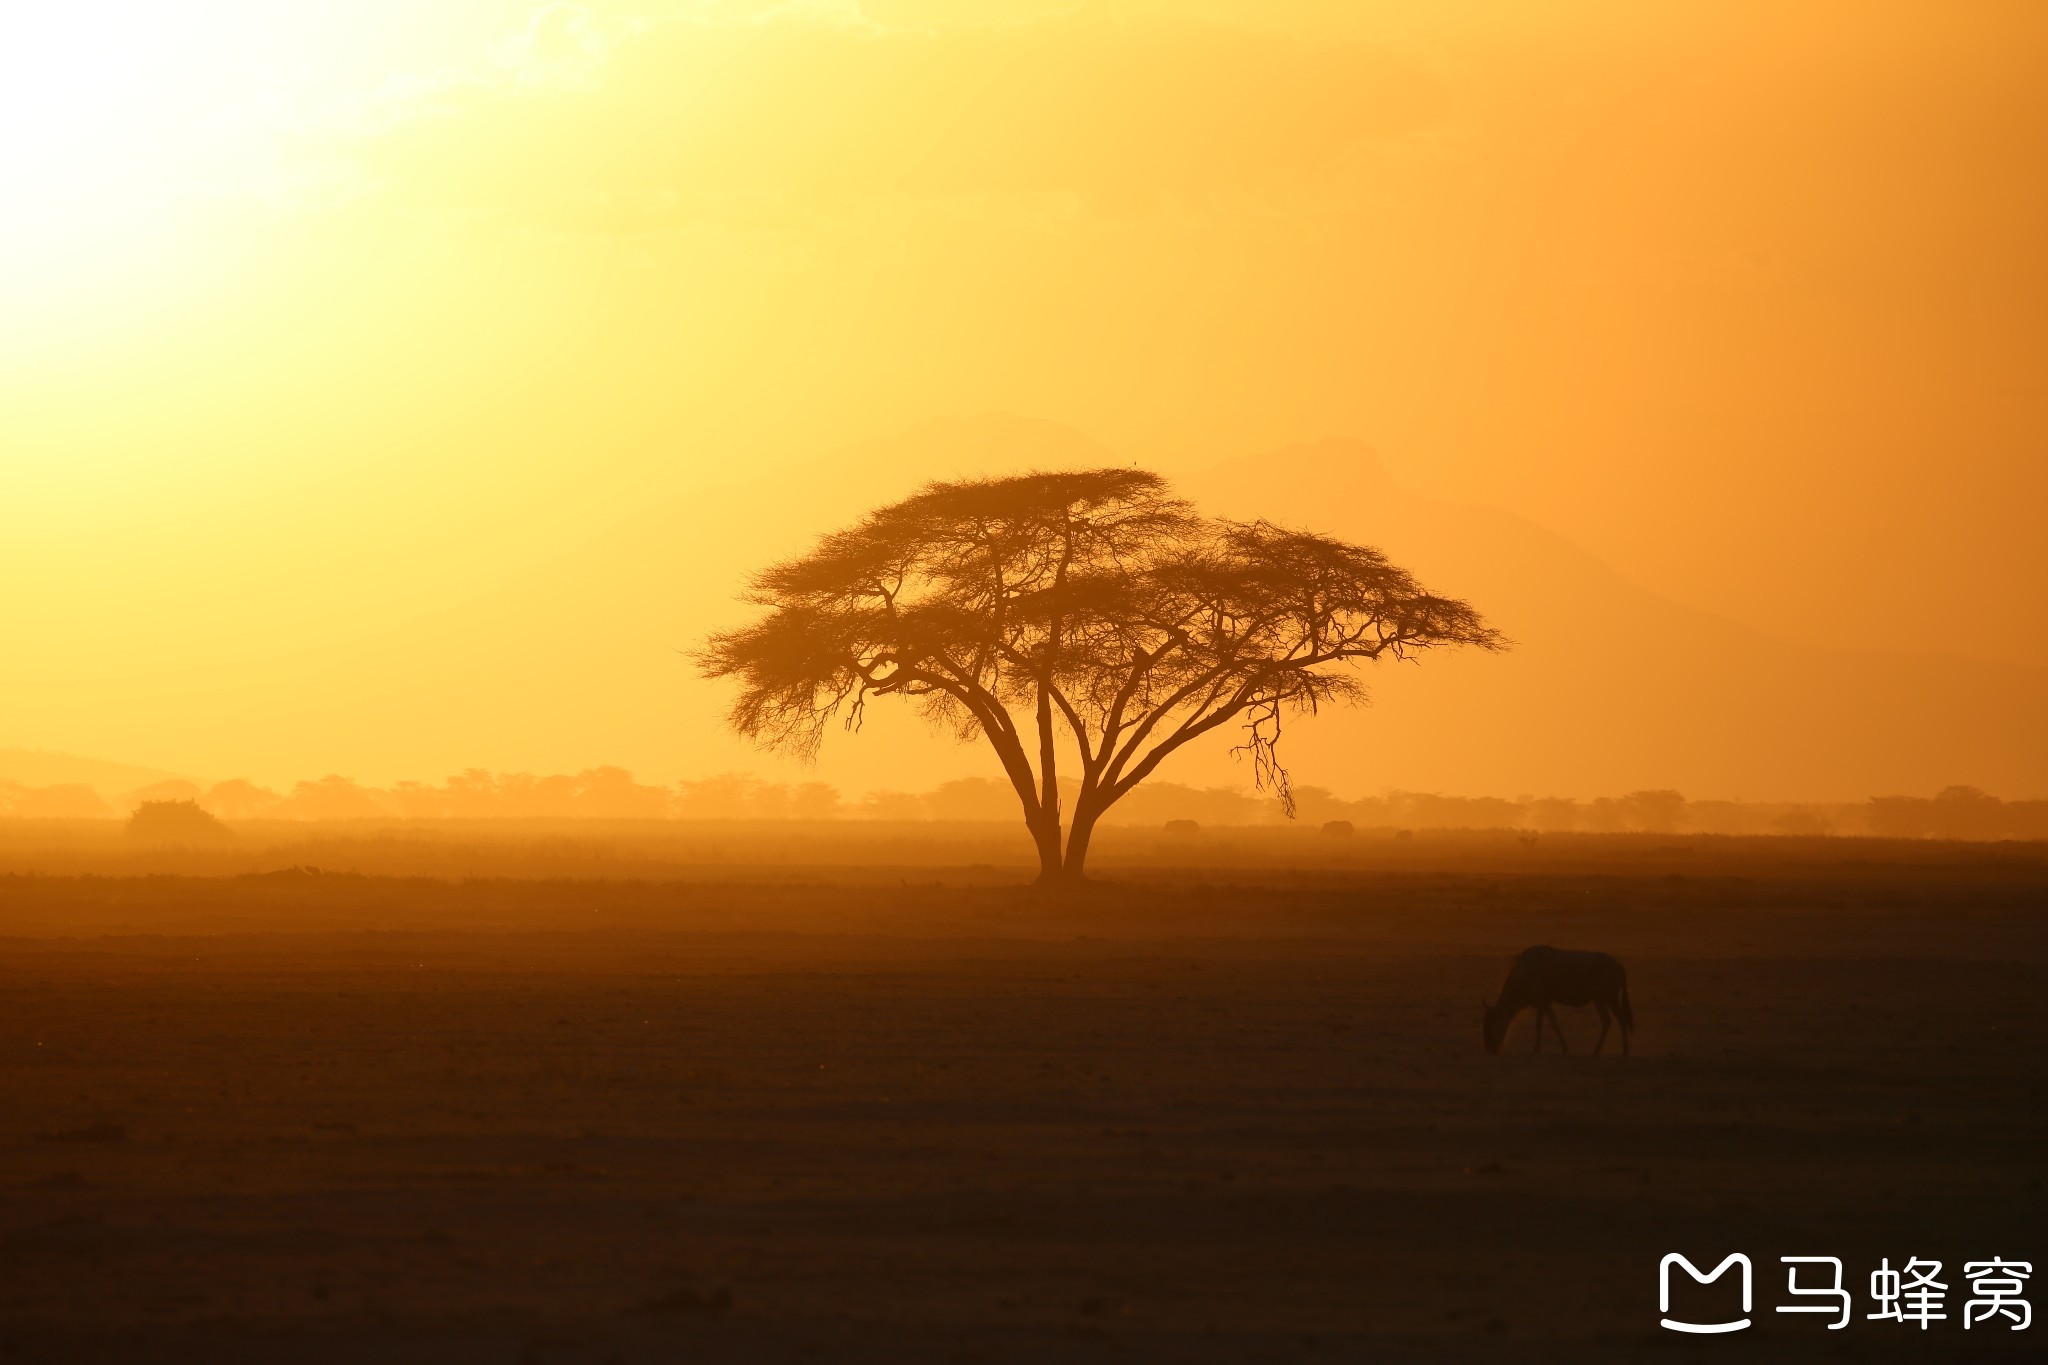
[11,416,2036,802]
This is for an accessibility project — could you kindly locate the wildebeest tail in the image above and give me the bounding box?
[1617,981,1635,1035]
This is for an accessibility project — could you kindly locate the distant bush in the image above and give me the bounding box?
[1770,810,1835,837]
[1163,819,1201,836]
[1321,820,1355,838]
[859,790,929,821]
[126,799,235,846]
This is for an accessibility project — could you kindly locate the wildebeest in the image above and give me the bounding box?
[1482,946,1633,1055]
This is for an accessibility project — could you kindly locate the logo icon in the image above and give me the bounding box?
[1661,1253,1753,1334]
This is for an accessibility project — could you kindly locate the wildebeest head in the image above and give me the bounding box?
[1481,995,1513,1054]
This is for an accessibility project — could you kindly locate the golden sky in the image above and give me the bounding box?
[3,2,2043,797]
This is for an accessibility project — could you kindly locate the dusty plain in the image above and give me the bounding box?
[2,831,2043,1363]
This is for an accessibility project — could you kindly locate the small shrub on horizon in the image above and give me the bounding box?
[126,799,235,846]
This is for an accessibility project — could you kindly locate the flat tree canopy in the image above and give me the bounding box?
[699,468,1501,882]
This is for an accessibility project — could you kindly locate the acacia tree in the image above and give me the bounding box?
[699,468,1501,883]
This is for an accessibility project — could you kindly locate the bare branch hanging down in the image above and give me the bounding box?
[697,468,1503,883]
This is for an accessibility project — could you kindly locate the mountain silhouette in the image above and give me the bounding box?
[0,747,195,798]
[1180,439,2047,798]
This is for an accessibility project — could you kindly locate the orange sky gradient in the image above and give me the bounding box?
[3,1,2043,801]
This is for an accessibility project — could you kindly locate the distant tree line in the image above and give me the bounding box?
[820,779,2048,839]
[29,769,832,822]
[1863,785,2048,841]
[2,774,2042,840]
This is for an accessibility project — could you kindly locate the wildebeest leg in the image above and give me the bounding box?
[1543,1003,1569,1054]
[1593,1002,1611,1055]
[1529,1007,1543,1053]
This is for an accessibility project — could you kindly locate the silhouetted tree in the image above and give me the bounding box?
[699,468,1500,882]
[860,789,929,821]
[201,779,282,820]
[127,799,234,846]
[673,772,757,819]
[277,775,388,820]
[1618,788,1687,834]
[129,780,203,807]
[789,781,843,820]
[571,766,671,818]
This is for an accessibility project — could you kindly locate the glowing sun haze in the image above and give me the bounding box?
[3,1,2043,800]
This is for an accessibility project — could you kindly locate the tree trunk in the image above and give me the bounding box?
[1062,805,1101,881]
[1030,813,1065,884]
[1034,683,1060,835]
[1029,676,1069,885]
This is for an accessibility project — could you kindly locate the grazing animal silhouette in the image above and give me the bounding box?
[1482,946,1633,1055]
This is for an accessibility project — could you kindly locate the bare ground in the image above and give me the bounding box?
[1,854,2042,1362]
